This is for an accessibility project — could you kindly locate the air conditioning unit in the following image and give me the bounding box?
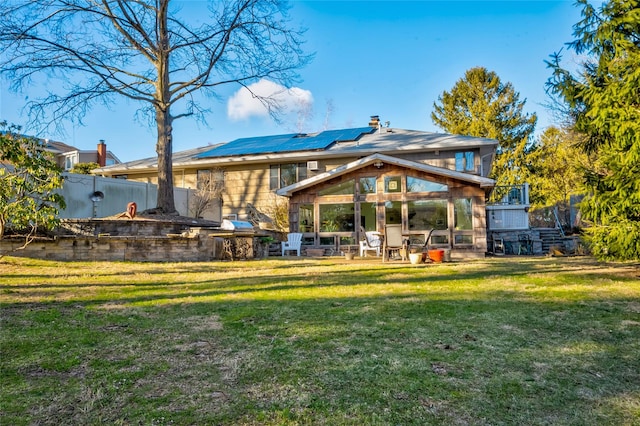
[307,161,319,171]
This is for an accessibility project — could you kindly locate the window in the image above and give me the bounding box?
[454,198,473,230]
[361,202,377,231]
[65,156,75,170]
[359,177,377,194]
[269,163,307,190]
[455,151,475,172]
[319,203,355,232]
[196,169,211,190]
[384,200,402,225]
[384,176,402,193]
[197,169,224,191]
[454,198,473,245]
[299,204,314,233]
[407,199,448,230]
[455,235,474,244]
[407,176,448,192]
[319,179,355,196]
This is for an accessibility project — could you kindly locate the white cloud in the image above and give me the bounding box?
[227,79,314,121]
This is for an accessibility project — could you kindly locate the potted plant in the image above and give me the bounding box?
[344,247,356,260]
[258,236,275,258]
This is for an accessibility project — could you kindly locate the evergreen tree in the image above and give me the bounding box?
[0,122,66,256]
[431,67,537,187]
[546,0,640,260]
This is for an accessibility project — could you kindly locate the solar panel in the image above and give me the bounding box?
[196,127,374,158]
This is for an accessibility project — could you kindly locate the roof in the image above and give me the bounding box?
[276,153,496,197]
[95,126,499,174]
[196,127,375,158]
[95,144,223,174]
[45,140,78,153]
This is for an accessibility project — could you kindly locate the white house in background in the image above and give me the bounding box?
[46,139,121,170]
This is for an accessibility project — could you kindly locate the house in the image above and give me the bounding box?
[95,116,499,258]
[46,139,121,170]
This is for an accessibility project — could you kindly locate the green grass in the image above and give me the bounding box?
[1,256,639,425]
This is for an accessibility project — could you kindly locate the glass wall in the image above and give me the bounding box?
[297,172,479,250]
[319,203,355,232]
[407,199,448,230]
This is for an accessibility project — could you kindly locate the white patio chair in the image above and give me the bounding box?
[359,227,382,257]
[281,232,303,256]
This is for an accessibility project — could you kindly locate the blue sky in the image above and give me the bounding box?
[0,1,583,162]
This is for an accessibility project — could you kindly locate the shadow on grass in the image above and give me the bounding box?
[1,284,639,425]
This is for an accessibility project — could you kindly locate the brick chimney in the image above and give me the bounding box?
[97,140,107,167]
[368,115,380,128]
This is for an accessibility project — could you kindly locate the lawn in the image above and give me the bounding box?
[1,256,639,425]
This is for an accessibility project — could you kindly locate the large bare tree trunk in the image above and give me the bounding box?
[155,107,176,214]
[154,0,176,215]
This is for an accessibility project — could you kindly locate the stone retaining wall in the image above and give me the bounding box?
[0,235,255,262]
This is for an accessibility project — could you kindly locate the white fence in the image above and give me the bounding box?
[58,173,220,220]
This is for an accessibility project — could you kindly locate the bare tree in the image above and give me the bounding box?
[0,0,310,214]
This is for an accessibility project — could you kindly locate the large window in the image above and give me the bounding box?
[454,198,473,230]
[385,201,402,225]
[407,199,448,230]
[361,202,377,231]
[319,180,355,196]
[299,204,314,233]
[454,198,473,245]
[319,203,355,232]
[407,176,448,193]
[455,151,475,172]
[270,163,307,190]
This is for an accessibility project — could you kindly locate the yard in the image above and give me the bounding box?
[1,256,639,425]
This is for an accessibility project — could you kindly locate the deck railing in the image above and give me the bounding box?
[487,183,529,206]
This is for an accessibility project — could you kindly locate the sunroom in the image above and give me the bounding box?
[276,153,495,259]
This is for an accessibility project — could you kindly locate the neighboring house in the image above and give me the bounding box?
[95,116,499,258]
[46,139,121,170]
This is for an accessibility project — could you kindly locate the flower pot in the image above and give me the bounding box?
[409,252,423,264]
[344,252,355,260]
[428,249,445,263]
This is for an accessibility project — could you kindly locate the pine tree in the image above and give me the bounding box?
[546,0,640,260]
[431,67,537,187]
